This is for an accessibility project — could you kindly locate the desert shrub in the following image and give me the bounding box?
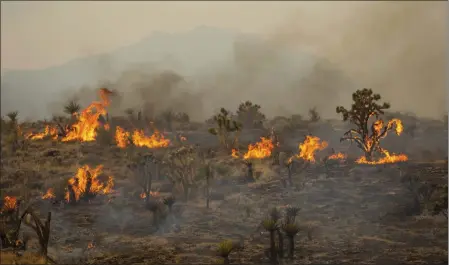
[63,100,81,116]
[401,174,440,215]
[236,101,266,129]
[163,146,202,201]
[208,108,242,151]
[308,107,321,123]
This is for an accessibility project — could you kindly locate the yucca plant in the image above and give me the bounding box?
[63,100,81,116]
[262,218,278,263]
[282,222,300,258]
[284,205,300,223]
[217,239,234,264]
[163,196,176,213]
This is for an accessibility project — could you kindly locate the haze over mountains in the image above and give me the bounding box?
[2,2,447,121]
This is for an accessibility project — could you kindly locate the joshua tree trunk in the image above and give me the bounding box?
[269,230,277,264]
[277,230,284,259]
[287,164,293,186]
[246,163,254,182]
[287,235,295,258]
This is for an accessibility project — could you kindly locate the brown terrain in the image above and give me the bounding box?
[0,89,447,265]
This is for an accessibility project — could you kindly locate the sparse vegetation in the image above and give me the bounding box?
[1,86,447,265]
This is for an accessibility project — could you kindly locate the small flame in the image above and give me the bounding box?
[243,137,274,160]
[87,242,95,249]
[328,152,347,160]
[180,136,187,142]
[140,191,160,199]
[42,188,56,200]
[64,165,114,203]
[231,149,240,158]
[356,148,408,165]
[26,125,58,140]
[103,124,110,131]
[2,196,18,212]
[62,88,113,142]
[297,135,328,163]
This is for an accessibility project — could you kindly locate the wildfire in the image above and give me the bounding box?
[64,165,114,203]
[42,188,56,200]
[356,148,408,165]
[26,125,59,140]
[2,196,18,212]
[115,126,130,148]
[328,152,347,160]
[356,118,408,164]
[87,242,95,249]
[140,191,160,199]
[242,137,274,160]
[297,135,328,163]
[115,126,170,149]
[62,88,113,142]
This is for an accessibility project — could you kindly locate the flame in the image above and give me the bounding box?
[242,137,274,160]
[180,136,187,142]
[64,165,114,203]
[104,124,110,131]
[140,191,160,199]
[115,126,130,148]
[42,188,56,200]
[356,118,407,164]
[132,130,170,148]
[297,135,328,163]
[2,196,17,212]
[115,126,170,149]
[26,125,59,140]
[231,148,240,158]
[62,88,113,142]
[356,148,408,165]
[328,152,347,160]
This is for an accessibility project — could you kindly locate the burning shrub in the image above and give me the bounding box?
[63,165,114,204]
[336,88,408,164]
[208,108,242,151]
[236,100,266,129]
[115,126,170,149]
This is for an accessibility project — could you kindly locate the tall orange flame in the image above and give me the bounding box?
[243,137,274,160]
[297,135,328,163]
[62,88,113,142]
[64,165,114,203]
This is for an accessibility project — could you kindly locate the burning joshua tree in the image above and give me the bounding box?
[336,88,408,164]
[232,137,274,182]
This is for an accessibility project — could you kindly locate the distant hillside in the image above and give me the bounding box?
[0,26,241,119]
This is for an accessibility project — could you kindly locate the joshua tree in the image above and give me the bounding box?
[282,223,300,259]
[6,111,18,125]
[217,240,234,265]
[128,153,160,205]
[336,88,401,162]
[63,100,81,116]
[236,100,266,129]
[208,108,242,150]
[164,146,201,201]
[308,107,321,122]
[262,218,278,264]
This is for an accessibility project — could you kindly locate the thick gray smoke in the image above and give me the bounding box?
[5,1,447,121]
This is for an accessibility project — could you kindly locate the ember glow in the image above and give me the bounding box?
[328,152,347,160]
[42,188,56,200]
[62,88,113,142]
[297,135,328,163]
[231,148,240,158]
[2,196,18,212]
[64,165,114,203]
[140,191,160,199]
[243,137,274,160]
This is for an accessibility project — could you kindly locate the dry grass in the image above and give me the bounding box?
[0,251,46,265]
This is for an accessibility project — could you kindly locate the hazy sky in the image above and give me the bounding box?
[1,1,308,70]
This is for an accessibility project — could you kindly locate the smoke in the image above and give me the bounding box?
[44,1,447,121]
